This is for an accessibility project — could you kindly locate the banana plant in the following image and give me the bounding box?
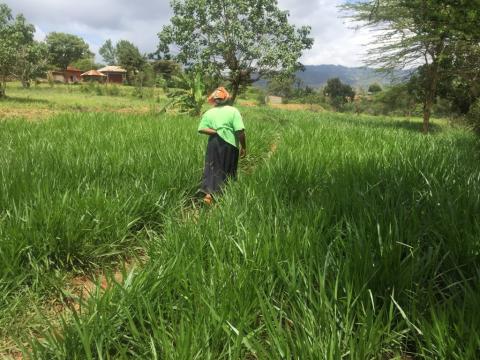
[163,71,206,116]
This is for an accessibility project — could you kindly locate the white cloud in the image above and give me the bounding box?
[6,0,373,67]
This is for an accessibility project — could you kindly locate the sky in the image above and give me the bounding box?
[5,0,374,67]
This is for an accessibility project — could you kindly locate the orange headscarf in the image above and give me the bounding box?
[208,87,230,105]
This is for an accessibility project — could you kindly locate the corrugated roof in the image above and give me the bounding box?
[98,66,127,73]
[81,70,107,77]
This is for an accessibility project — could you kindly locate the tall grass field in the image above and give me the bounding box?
[0,99,479,358]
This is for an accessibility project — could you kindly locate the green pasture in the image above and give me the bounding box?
[0,88,478,359]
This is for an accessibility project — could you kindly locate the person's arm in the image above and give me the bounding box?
[236,130,247,158]
[198,128,217,136]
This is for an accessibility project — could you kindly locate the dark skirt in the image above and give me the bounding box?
[201,134,239,194]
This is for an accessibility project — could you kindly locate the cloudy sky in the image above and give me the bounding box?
[5,0,373,67]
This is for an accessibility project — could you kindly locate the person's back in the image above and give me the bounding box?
[200,105,244,148]
[197,88,246,204]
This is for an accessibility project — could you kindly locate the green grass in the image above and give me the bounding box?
[0,90,479,358]
[0,83,168,120]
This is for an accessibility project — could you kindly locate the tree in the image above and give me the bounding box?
[14,41,48,88]
[157,0,313,102]
[435,43,480,115]
[0,4,35,97]
[99,39,117,65]
[115,40,145,84]
[342,1,466,133]
[368,83,382,93]
[71,56,102,72]
[46,32,90,70]
[324,78,355,110]
[267,75,296,99]
[151,59,182,82]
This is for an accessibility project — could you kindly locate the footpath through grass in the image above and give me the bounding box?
[5,109,477,359]
[0,108,278,356]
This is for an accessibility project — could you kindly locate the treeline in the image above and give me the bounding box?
[342,0,480,133]
[0,3,183,97]
[266,73,480,134]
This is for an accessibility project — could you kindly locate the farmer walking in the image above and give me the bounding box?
[198,87,246,205]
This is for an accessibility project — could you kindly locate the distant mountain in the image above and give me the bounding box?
[296,65,411,89]
[255,65,412,90]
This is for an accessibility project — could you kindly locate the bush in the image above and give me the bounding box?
[106,85,120,96]
[467,99,480,135]
[256,89,267,106]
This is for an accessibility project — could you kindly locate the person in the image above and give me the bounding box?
[198,87,246,204]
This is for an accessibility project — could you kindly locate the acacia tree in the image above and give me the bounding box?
[46,32,90,70]
[343,0,463,133]
[0,4,35,97]
[157,0,313,102]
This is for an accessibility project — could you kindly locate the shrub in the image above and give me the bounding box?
[106,85,120,96]
[256,89,267,106]
[467,98,480,135]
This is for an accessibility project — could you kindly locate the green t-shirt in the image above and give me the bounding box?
[198,106,245,148]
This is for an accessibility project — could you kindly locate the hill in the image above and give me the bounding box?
[253,65,411,89]
[297,65,412,89]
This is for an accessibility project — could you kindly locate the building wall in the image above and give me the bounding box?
[105,73,125,84]
[65,71,82,83]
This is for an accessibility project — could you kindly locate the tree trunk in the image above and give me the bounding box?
[0,76,6,98]
[422,98,432,133]
[230,77,240,104]
[422,61,440,134]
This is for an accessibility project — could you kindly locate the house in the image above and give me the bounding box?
[98,66,127,84]
[267,96,283,105]
[81,70,107,82]
[50,66,83,83]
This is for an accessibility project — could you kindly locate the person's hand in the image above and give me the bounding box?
[240,148,247,158]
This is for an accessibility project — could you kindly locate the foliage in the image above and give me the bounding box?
[324,77,355,111]
[157,0,313,101]
[71,56,101,72]
[151,59,182,82]
[166,71,206,116]
[14,40,47,88]
[368,83,382,93]
[358,83,419,117]
[342,0,474,132]
[467,98,480,135]
[45,32,90,70]
[435,43,480,115]
[267,75,301,99]
[99,39,117,65]
[116,40,146,84]
[132,64,157,99]
[0,4,35,97]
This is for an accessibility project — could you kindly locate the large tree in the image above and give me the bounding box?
[46,32,90,70]
[116,40,145,82]
[0,4,35,97]
[99,39,117,65]
[99,39,145,83]
[157,0,313,102]
[14,40,48,88]
[343,1,468,133]
[323,77,355,110]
